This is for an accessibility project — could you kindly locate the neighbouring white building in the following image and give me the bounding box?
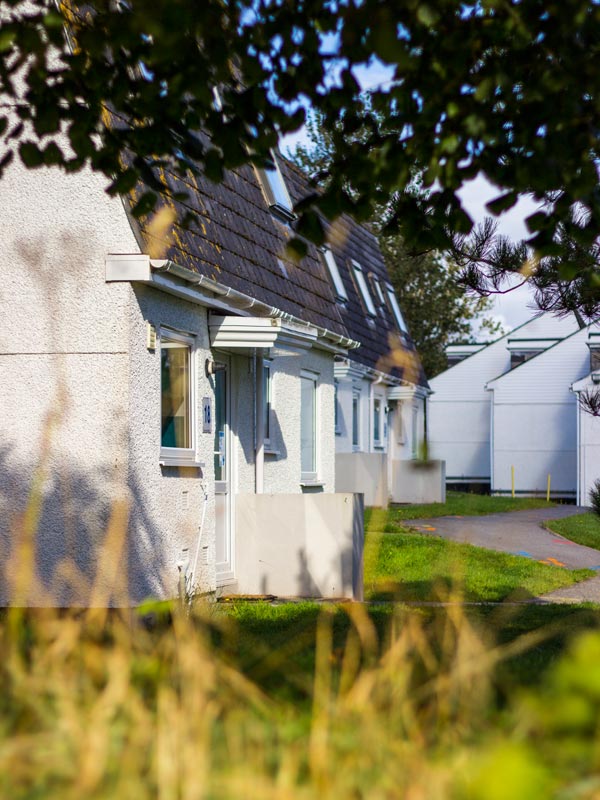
[486,323,599,498]
[572,330,600,506]
[428,313,581,493]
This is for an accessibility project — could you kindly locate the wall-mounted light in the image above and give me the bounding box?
[206,358,227,376]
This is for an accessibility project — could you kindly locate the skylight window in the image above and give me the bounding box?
[386,285,408,332]
[257,151,295,222]
[321,248,347,301]
[370,274,386,307]
[351,260,376,316]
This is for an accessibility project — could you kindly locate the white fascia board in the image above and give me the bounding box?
[388,384,428,400]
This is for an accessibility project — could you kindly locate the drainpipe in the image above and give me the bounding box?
[255,352,265,494]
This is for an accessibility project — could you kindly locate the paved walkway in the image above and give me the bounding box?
[402,506,600,603]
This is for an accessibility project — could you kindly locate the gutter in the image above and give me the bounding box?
[105,253,360,353]
[151,258,361,352]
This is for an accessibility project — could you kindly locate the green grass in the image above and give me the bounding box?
[363,531,593,603]
[371,490,557,523]
[544,512,600,551]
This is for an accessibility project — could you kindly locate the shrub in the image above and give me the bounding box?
[590,478,600,518]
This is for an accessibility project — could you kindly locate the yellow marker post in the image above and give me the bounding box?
[547,474,551,503]
[511,465,515,498]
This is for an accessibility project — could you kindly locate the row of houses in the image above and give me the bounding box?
[0,140,444,606]
[429,313,600,506]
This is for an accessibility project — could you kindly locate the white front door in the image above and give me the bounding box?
[214,356,234,583]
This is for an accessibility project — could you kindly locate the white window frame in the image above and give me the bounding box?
[159,327,201,467]
[386,285,408,332]
[351,260,377,316]
[373,395,384,448]
[322,247,348,301]
[263,358,273,449]
[411,403,419,459]
[352,389,361,451]
[300,370,319,483]
[256,150,296,221]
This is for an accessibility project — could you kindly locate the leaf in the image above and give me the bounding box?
[0,30,15,53]
[525,211,548,233]
[486,192,518,215]
[131,191,158,218]
[18,141,44,168]
[417,4,440,26]
[0,116,7,137]
[0,149,14,174]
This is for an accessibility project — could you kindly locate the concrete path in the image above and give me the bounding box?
[402,506,600,603]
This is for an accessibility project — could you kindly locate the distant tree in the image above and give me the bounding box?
[290,111,503,378]
[380,238,502,378]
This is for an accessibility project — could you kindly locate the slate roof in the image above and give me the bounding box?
[126,155,348,338]
[284,161,427,389]
[126,148,427,388]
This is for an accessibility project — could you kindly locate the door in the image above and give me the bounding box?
[214,356,233,583]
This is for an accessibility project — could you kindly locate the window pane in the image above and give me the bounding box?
[161,340,190,448]
[323,248,347,300]
[263,363,271,442]
[387,288,407,331]
[214,369,226,480]
[301,376,316,474]
[353,262,377,316]
[374,399,381,443]
[352,395,359,447]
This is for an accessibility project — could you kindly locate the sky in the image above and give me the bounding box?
[281,59,542,337]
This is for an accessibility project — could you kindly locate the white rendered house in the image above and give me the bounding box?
[486,323,599,498]
[428,313,580,490]
[0,146,374,605]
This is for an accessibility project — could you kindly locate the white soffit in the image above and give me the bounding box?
[506,337,561,351]
[209,315,318,352]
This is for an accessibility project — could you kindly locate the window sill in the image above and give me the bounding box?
[264,447,280,456]
[300,480,325,488]
[160,457,205,469]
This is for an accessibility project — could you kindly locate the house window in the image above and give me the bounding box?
[351,260,377,317]
[322,248,348,301]
[373,397,384,447]
[352,391,361,450]
[160,329,195,461]
[370,274,386,308]
[411,404,419,459]
[256,151,295,222]
[334,379,341,435]
[301,372,318,481]
[263,360,272,446]
[386,285,408,332]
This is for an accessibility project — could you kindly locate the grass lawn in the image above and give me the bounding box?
[363,530,593,604]
[372,489,557,523]
[545,512,600,551]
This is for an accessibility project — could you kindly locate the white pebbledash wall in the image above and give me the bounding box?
[0,154,342,604]
[428,314,580,485]
[0,156,139,604]
[487,325,598,497]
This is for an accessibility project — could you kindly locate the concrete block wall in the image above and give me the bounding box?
[235,493,364,599]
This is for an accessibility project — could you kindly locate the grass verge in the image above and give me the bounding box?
[374,490,557,522]
[544,512,600,551]
[363,531,593,603]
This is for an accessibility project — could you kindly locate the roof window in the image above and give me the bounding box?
[257,151,295,222]
[351,260,377,316]
[321,248,347,301]
[386,285,408,332]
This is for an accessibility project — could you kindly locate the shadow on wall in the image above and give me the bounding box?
[0,444,167,606]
